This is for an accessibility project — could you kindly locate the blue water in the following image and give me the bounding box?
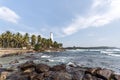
[0,49,120,73]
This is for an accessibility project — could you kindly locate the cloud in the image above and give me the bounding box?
[0,6,20,23]
[63,0,120,36]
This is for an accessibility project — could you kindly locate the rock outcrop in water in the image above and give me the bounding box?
[0,61,120,80]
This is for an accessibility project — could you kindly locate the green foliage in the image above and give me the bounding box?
[31,34,36,46]
[0,31,63,50]
[34,44,41,51]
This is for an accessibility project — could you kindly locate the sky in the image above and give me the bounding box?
[0,0,120,47]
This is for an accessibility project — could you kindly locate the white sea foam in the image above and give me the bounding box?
[100,50,120,57]
[48,59,54,62]
[41,55,51,58]
[107,53,120,57]
[67,62,77,67]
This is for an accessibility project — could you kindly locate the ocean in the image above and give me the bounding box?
[0,48,120,74]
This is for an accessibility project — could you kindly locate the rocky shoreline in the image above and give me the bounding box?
[0,61,120,80]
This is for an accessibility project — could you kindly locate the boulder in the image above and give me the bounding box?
[72,70,85,80]
[23,67,35,73]
[0,71,9,80]
[51,72,72,80]
[7,73,29,80]
[44,71,52,77]
[18,61,35,71]
[30,73,44,80]
[96,69,113,80]
[83,74,103,80]
[113,74,120,80]
[50,64,66,71]
[86,67,101,74]
[35,63,50,73]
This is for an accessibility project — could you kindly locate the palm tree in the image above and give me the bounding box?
[37,35,41,44]
[5,31,12,48]
[31,34,36,47]
[23,33,30,47]
[0,35,2,47]
[0,31,63,50]
[15,32,22,48]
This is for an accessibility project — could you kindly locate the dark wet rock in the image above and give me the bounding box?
[23,67,35,73]
[35,63,50,73]
[86,67,102,74]
[18,61,35,71]
[83,74,103,80]
[86,67,114,80]
[50,64,66,71]
[50,72,72,80]
[96,69,113,80]
[30,73,44,80]
[45,59,50,62]
[113,74,120,80]
[1,61,119,80]
[71,70,85,80]
[7,72,30,80]
[44,71,52,77]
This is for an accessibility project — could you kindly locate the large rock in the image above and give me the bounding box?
[23,67,35,73]
[30,73,44,80]
[0,71,9,80]
[72,70,85,80]
[114,74,120,80]
[35,63,50,73]
[86,67,101,74]
[83,74,104,80]
[86,68,113,80]
[18,61,35,71]
[7,72,29,80]
[50,64,66,71]
[51,72,72,80]
[96,69,113,80]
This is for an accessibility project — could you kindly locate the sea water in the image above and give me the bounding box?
[0,49,120,74]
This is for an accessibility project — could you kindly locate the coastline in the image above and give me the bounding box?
[0,49,35,57]
[0,48,65,57]
[0,49,120,79]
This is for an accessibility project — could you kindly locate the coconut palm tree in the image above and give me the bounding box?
[23,33,30,47]
[37,35,41,44]
[31,34,36,47]
[5,31,12,48]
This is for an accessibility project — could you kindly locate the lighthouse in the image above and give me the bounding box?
[50,32,53,41]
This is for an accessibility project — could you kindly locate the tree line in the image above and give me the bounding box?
[0,31,63,50]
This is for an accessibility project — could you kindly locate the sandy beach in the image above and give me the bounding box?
[0,49,34,57]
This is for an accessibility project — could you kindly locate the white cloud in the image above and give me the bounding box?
[0,6,20,23]
[63,0,120,36]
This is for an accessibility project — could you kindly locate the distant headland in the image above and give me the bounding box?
[64,46,118,49]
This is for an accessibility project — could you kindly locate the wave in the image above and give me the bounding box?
[41,55,51,58]
[107,53,120,57]
[48,59,54,62]
[100,50,120,57]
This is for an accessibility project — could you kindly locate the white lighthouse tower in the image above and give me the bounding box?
[50,32,53,41]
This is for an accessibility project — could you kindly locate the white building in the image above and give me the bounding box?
[50,32,53,41]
